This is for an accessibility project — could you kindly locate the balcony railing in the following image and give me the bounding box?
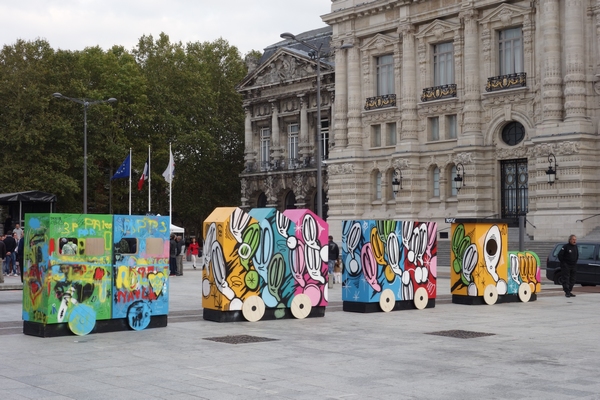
[364,94,396,111]
[486,72,526,92]
[244,158,314,173]
[421,84,457,102]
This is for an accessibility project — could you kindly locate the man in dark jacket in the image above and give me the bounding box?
[3,231,17,277]
[169,234,177,277]
[558,234,579,298]
[328,235,340,287]
[0,235,5,283]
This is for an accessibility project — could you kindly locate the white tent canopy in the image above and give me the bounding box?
[170,224,184,234]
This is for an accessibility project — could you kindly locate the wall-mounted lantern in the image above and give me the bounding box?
[546,153,557,185]
[392,168,403,195]
[454,163,465,193]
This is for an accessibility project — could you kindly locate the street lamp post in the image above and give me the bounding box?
[53,93,117,214]
[280,32,326,218]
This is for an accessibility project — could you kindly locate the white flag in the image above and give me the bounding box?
[162,148,175,183]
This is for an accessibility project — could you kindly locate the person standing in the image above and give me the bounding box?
[176,236,184,276]
[4,231,17,276]
[187,238,200,269]
[169,234,177,277]
[0,235,5,282]
[558,234,579,298]
[13,223,23,240]
[16,234,24,283]
[327,235,340,287]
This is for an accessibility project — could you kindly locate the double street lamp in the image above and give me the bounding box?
[53,93,117,214]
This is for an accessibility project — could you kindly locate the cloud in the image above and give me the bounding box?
[0,0,332,55]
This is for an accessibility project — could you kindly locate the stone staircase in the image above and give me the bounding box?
[581,226,600,241]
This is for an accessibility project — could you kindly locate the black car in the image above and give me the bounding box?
[546,242,600,286]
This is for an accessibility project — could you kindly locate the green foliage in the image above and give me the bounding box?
[0,34,247,231]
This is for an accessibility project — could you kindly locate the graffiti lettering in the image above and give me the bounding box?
[115,288,157,303]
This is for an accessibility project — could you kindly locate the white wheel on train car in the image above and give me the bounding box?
[518,282,532,303]
[242,296,265,322]
[290,294,312,319]
[483,284,498,305]
[379,289,395,312]
[413,287,428,310]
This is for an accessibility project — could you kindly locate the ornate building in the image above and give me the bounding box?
[320,0,600,241]
[238,27,334,216]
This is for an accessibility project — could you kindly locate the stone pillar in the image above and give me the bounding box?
[270,101,281,162]
[564,0,587,121]
[400,24,418,145]
[541,0,563,122]
[346,42,362,148]
[299,95,310,162]
[243,107,254,164]
[333,42,349,149]
[459,9,483,145]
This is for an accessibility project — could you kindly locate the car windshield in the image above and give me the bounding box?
[553,244,596,260]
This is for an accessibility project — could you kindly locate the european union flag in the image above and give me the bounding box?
[111,154,131,180]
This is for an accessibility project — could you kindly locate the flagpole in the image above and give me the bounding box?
[169,143,172,221]
[148,145,151,214]
[128,148,132,215]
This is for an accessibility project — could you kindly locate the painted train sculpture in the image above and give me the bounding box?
[20,211,540,336]
[22,213,170,337]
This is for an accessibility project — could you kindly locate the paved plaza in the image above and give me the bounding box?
[1,262,599,399]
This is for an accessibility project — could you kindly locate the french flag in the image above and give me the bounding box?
[138,158,149,191]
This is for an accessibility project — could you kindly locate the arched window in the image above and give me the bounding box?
[285,191,296,210]
[433,167,440,198]
[257,193,267,208]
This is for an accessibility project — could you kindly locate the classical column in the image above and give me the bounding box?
[346,42,362,148]
[460,9,483,145]
[400,24,418,145]
[541,0,563,122]
[270,101,281,162]
[243,107,254,165]
[564,0,587,121]
[333,41,349,149]
[298,95,310,162]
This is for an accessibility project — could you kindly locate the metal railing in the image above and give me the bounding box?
[485,72,527,92]
[364,94,396,111]
[421,84,457,102]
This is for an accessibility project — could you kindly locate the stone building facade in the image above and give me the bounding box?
[238,28,334,217]
[320,0,600,241]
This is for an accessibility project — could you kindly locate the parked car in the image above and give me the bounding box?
[546,243,600,286]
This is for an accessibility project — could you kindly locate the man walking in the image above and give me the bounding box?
[176,236,184,276]
[558,234,579,298]
[328,235,340,288]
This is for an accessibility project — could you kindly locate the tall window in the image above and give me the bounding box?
[450,165,458,197]
[446,115,457,139]
[433,167,440,197]
[260,128,271,169]
[429,117,439,141]
[499,27,523,75]
[288,123,299,162]
[372,125,381,147]
[321,119,330,160]
[433,42,454,86]
[375,172,382,200]
[377,55,394,96]
[387,122,397,145]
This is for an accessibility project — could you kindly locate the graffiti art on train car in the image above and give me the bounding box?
[112,215,170,330]
[23,214,113,335]
[342,219,437,311]
[202,207,328,322]
[450,220,540,305]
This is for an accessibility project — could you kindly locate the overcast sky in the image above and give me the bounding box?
[0,1,332,56]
